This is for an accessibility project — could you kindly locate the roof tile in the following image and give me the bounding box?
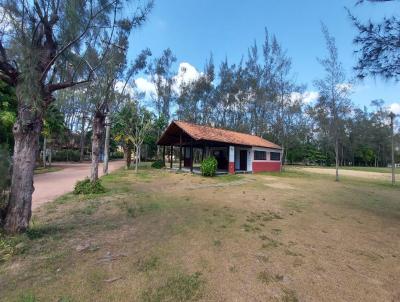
[172,120,281,149]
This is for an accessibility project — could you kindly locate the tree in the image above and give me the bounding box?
[313,25,352,181]
[0,0,153,233]
[113,100,153,171]
[113,101,137,169]
[148,48,177,121]
[348,0,400,80]
[130,107,153,172]
[41,105,67,167]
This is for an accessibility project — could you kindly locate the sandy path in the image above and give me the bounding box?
[32,160,124,210]
[300,167,394,181]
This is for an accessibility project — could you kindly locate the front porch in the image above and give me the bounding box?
[166,164,229,175]
[160,143,252,175]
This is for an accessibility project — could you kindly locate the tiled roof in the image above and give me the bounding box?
[170,120,282,149]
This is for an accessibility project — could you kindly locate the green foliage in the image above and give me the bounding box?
[0,235,16,263]
[110,151,124,159]
[52,149,80,162]
[200,156,218,177]
[151,160,165,169]
[42,105,67,138]
[0,80,17,151]
[0,145,11,211]
[73,178,106,195]
[112,100,155,161]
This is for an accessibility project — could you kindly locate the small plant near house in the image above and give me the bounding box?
[151,159,165,169]
[73,178,106,195]
[200,156,218,177]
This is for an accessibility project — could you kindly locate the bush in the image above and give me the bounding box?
[151,159,165,169]
[110,151,124,159]
[200,156,218,177]
[73,178,105,195]
[52,149,80,162]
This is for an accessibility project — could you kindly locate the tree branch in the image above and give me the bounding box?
[40,0,117,82]
[47,78,90,93]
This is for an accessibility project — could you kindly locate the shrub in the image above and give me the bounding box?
[151,159,165,169]
[200,156,218,177]
[0,235,15,263]
[52,149,80,162]
[110,151,124,159]
[73,178,106,195]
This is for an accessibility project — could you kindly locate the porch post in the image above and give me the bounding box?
[190,139,193,173]
[179,133,182,170]
[228,145,235,174]
[170,145,173,169]
[201,143,205,162]
[162,146,165,165]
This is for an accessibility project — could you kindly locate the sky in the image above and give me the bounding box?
[127,0,400,114]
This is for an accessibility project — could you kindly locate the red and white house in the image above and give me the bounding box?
[157,121,282,174]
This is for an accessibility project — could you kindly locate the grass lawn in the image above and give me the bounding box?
[1,165,400,301]
[34,166,62,175]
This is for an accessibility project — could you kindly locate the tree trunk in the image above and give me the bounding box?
[103,118,110,175]
[126,146,132,169]
[49,146,52,167]
[335,137,339,182]
[135,144,139,173]
[4,118,42,233]
[79,114,86,162]
[90,113,104,182]
[43,137,47,168]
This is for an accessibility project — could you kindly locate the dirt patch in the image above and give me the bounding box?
[265,182,294,190]
[301,167,393,181]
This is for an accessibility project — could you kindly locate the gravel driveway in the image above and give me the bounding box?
[32,160,125,210]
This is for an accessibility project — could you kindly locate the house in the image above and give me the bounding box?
[157,121,282,174]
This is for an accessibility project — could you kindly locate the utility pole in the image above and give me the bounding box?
[103,113,111,175]
[389,112,396,185]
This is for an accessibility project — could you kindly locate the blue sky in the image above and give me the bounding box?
[128,0,400,113]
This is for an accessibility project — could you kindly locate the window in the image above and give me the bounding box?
[270,152,281,161]
[254,150,266,160]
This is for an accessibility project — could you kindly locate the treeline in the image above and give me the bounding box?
[144,29,399,167]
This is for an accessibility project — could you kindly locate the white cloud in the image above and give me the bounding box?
[115,80,136,97]
[134,62,201,97]
[291,91,319,105]
[389,102,400,115]
[173,62,201,93]
[135,77,156,96]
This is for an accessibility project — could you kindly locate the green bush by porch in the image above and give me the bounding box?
[200,156,218,177]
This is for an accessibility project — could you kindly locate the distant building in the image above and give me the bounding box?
[157,121,282,174]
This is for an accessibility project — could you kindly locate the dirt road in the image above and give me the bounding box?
[299,167,394,181]
[32,161,124,210]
